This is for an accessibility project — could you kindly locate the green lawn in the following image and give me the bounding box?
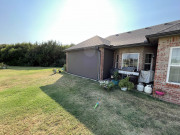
[0,67,180,135]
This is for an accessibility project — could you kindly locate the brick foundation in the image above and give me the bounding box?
[153,35,180,105]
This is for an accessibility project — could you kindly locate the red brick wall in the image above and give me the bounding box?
[153,35,180,105]
[114,46,157,71]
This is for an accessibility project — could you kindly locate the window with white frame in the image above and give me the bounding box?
[122,53,139,70]
[144,54,153,70]
[115,54,119,68]
[167,47,180,84]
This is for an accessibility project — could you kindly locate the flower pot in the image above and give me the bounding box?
[112,80,119,85]
[155,91,165,96]
[121,87,127,91]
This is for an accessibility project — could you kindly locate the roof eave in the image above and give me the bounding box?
[64,44,112,52]
[112,42,151,49]
[146,30,180,39]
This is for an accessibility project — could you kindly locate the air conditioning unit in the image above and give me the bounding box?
[138,70,154,83]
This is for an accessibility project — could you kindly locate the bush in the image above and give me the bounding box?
[0,62,7,69]
[99,80,114,91]
[118,77,134,90]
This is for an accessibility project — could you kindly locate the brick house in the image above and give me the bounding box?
[65,20,180,104]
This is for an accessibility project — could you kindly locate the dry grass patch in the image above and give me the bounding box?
[0,66,180,135]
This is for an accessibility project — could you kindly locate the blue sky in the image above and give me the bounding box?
[0,0,179,44]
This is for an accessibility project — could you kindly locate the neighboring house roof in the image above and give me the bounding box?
[66,20,180,51]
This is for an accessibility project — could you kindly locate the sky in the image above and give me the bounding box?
[0,0,180,45]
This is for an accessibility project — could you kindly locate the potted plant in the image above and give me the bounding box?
[112,71,119,85]
[99,80,114,91]
[52,68,57,74]
[118,77,134,91]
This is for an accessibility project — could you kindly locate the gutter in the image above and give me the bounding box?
[112,43,152,49]
[146,30,180,39]
[65,44,113,52]
[65,42,151,52]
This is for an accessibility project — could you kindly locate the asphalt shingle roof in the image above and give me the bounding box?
[66,20,180,51]
[158,22,180,33]
[66,35,110,51]
[106,20,180,46]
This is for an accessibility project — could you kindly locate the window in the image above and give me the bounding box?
[115,54,119,68]
[144,54,153,70]
[122,53,139,70]
[167,47,180,84]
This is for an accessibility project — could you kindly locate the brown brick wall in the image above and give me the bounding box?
[153,35,180,105]
[114,46,157,71]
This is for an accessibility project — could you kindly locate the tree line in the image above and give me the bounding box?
[0,41,74,67]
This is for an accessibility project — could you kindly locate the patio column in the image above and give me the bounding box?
[66,52,68,72]
[99,47,104,80]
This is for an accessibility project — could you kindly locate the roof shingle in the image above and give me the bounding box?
[66,20,180,51]
[65,35,110,51]
[106,20,180,46]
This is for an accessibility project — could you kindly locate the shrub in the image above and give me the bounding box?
[0,62,7,69]
[99,80,114,91]
[118,77,134,90]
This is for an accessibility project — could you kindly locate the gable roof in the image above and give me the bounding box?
[66,20,180,51]
[65,35,110,51]
[106,20,180,46]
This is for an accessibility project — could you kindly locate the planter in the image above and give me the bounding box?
[121,87,127,91]
[155,91,165,96]
[112,80,119,85]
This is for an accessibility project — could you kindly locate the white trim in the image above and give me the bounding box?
[144,53,154,70]
[115,54,119,68]
[115,62,118,68]
[166,46,180,85]
[122,53,140,71]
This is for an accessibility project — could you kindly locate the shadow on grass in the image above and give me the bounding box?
[127,90,180,108]
[40,73,180,135]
